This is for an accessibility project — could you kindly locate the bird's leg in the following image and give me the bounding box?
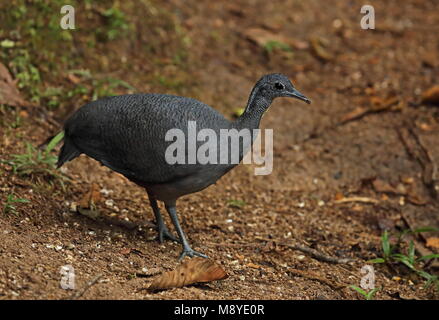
[165,203,208,260]
[147,192,178,243]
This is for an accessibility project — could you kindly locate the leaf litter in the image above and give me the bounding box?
[148,258,228,292]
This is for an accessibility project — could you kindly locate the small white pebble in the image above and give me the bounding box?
[100,188,113,196]
[399,197,405,206]
[298,202,305,208]
[69,202,77,212]
[318,200,325,206]
[297,255,306,261]
[239,275,245,281]
[225,219,233,223]
[332,19,343,29]
[105,199,114,207]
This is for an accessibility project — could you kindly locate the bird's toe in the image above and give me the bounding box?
[157,226,180,243]
[178,248,208,261]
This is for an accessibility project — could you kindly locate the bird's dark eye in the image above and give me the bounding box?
[274,82,284,90]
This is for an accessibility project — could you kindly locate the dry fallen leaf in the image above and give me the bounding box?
[243,28,308,51]
[67,73,81,84]
[77,183,102,220]
[79,183,101,209]
[310,36,334,62]
[119,248,131,255]
[148,258,228,291]
[340,96,400,124]
[372,179,401,194]
[0,62,33,107]
[246,262,261,269]
[334,192,344,201]
[426,237,439,249]
[421,85,439,105]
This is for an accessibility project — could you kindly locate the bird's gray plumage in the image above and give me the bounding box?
[57,73,310,259]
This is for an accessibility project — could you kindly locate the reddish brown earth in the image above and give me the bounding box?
[0,0,438,299]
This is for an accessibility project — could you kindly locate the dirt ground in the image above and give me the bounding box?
[1,0,439,300]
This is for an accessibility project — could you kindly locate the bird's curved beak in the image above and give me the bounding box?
[287,88,311,104]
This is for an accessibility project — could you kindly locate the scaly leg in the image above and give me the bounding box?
[147,192,178,243]
[165,202,208,260]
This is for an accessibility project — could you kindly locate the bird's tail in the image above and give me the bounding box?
[57,137,81,168]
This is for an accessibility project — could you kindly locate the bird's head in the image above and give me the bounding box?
[255,73,311,104]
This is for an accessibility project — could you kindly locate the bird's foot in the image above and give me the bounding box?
[156,224,179,243]
[178,247,208,261]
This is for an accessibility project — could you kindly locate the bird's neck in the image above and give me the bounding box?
[233,87,272,131]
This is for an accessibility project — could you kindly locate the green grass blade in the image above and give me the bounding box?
[46,131,64,154]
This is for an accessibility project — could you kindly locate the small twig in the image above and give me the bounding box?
[287,268,346,290]
[69,274,103,300]
[207,238,354,264]
[204,241,259,248]
[299,100,399,144]
[284,243,354,264]
[333,196,379,205]
[255,237,355,264]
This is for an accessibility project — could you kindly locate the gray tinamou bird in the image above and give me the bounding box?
[57,73,310,260]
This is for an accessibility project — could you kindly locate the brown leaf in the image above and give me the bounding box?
[310,36,334,62]
[426,237,439,249]
[67,73,81,84]
[334,192,344,201]
[340,96,399,123]
[340,106,368,123]
[79,183,101,209]
[421,85,439,105]
[0,62,33,107]
[242,28,308,51]
[372,179,402,194]
[246,262,261,269]
[119,248,131,255]
[422,52,437,68]
[148,258,228,291]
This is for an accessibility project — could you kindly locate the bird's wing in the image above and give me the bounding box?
[65,94,232,184]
